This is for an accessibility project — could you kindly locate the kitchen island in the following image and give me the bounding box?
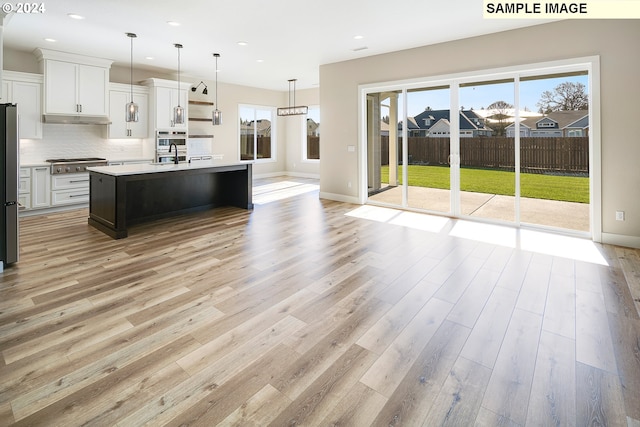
[87,161,253,239]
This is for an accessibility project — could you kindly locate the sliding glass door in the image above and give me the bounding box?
[363,60,595,237]
[405,86,451,214]
[367,86,453,215]
[458,79,516,222]
[518,72,590,232]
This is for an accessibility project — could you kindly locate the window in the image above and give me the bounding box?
[305,106,320,161]
[239,105,276,161]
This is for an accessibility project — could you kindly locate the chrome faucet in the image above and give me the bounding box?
[169,143,179,164]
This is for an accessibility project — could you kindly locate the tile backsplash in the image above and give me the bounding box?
[19,124,150,164]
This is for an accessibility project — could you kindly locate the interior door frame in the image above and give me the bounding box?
[358,56,601,241]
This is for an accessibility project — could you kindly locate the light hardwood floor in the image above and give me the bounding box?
[1,177,639,426]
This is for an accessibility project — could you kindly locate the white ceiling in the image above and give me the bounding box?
[2,0,549,91]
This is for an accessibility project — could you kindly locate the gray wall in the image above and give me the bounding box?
[319,20,640,247]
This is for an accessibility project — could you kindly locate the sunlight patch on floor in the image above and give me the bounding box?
[519,229,609,266]
[346,205,608,266]
[449,220,608,265]
[345,205,450,233]
[252,181,319,205]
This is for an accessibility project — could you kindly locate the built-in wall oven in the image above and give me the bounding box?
[156,130,187,163]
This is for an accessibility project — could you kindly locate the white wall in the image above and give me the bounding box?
[319,20,640,247]
[185,77,319,177]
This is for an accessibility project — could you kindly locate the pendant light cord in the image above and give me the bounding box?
[215,54,218,107]
[287,79,297,108]
[177,45,181,106]
[130,35,134,103]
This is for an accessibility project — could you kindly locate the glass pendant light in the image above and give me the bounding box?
[173,43,184,125]
[125,33,139,122]
[212,53,222,125]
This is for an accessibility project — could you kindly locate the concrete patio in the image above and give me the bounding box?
[368,185,590,232]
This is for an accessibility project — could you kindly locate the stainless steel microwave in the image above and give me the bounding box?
[156,130,187,148]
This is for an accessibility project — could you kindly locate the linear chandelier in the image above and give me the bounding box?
[277,79,308,116]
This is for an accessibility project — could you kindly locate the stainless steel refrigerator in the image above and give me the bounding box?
[1,103,19,266]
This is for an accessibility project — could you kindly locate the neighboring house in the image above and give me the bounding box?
[505,110,589,137]
[380,120,389,137]
[400,109,493,137]
[307,118,320,136]
[241,119,272,136]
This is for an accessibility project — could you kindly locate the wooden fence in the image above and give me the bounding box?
[240,136,319,160]
[380,136,589,174]
[307,136,320,159]
[240,136,272,160]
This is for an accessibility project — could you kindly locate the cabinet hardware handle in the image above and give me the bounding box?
[69,179,90,183]
[69,194,89,198]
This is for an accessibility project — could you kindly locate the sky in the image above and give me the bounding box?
[393,74,589,117]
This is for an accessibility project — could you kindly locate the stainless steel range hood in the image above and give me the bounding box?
[42,114,112,125]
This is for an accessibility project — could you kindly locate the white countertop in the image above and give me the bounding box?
[87,160,250,176]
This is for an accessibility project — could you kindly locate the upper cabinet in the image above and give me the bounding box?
[142,78,191,131]
[3,71,43,139]
[108,83,149,138]
[34,49,112,117]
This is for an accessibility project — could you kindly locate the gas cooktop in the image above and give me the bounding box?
[46,158,108,174]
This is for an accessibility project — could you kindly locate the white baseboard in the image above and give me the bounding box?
[253,171,320,180]
[601,232,640,249]
[319,192,361,204]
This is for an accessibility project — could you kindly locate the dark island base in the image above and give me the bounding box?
[88,163,252,239]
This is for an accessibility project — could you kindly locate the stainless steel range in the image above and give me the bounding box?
[46,158,108,174]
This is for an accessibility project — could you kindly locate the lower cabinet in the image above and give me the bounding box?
[18,168,31,210]
[21,161,150,213]
[51,173,90,206]
[31,166,51,209]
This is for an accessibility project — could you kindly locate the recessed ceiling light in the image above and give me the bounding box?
[44,38,57,42]
[67,13,85,20]
[354,35,364,40]
[167,21,180,26]
[145,56,154,60]
[256,59,264,63]
[237,41,248,46]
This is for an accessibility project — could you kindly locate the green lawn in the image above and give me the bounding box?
[380,165,589,203]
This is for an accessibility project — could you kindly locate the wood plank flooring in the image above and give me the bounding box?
[1,176,639,426]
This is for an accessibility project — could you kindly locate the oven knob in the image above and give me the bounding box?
[65,166,71,172]
[56,167,62,173]
[76,166,82,172]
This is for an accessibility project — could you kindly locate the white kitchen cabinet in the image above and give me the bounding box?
[155,86,188,130]
[142,78,190,131]
[18,168,31,210]
[108,84,149,138]
[31,166,51,209]
[35,49,112,117]
[3,71,43,139]
[1,81,9,102]
[51,173,90,206]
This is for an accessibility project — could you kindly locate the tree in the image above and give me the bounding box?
[486,100,513,136]
[536,81,588,113]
